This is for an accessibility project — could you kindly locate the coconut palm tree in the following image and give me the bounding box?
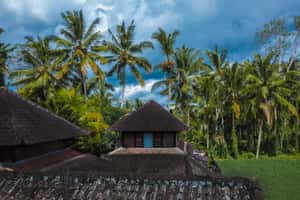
[10,36,64,102]
[202,46,229,143]
[242,53,299,159]
[0,28,13,87]
[55,10,107,98]
[104,20,153,107]
[151,28,179,110]
[171,46,204,126]
[205,46,228,77]
[222,62,245,157]
[223,62,244,131]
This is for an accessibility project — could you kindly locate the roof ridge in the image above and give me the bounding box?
[1,89,90,135]
[108,100,159,131]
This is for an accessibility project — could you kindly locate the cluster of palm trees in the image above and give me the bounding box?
[1,10,300,159]
[8,11,151,106]
[152,30,300,158]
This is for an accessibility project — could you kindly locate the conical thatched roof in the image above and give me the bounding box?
[0,88,89,146]
[109,100,188,132]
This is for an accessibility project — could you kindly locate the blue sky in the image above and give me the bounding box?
[1,0,300,104]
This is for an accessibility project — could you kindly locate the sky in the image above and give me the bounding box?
[1,0,300,105]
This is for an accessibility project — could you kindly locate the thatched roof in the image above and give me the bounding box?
[109,100,188,132]
[0,88,89,146]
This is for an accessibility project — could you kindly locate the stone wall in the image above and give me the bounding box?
[0,173,263,200]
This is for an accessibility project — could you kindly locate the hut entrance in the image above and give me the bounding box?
[144,133,153,148]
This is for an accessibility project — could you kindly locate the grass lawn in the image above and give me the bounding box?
[218,159,300,200]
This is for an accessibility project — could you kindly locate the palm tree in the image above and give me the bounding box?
[171,46,204,126]
[104,20,153,107]
[151,28,179,110]
[86,76,114,97]
[222,62,245,157]
[242,53,299,159]
[55,10,107,98]
[0,28,13,87]
[10,36,64,102]
[205,46,228,77]
[203,46,229,143]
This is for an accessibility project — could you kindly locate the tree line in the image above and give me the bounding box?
[0,10,300,159]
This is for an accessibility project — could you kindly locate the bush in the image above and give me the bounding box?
[239,152,256,159]
[77,132,119,156]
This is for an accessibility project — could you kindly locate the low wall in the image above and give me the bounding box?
[0,172,263,200]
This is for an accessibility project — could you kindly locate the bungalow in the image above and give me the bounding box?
[109,100,188,149]
[0,88,89,162]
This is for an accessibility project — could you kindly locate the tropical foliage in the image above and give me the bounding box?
[0,28,13,87]
[105,20,153,107]
[54,10,107,98]
[2,11,300,158]
[151,28,180,110]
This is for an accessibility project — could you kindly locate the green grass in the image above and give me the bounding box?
[218,159,300,200]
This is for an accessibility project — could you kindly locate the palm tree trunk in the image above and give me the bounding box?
[296,102,300,153]
[232,112,235,131]
[121,78,126,108]
[80,69,87,98]
[256,120,263,159]
[273,106,279,153]
[296,125,300,153]
[206,120,210,151]
[215,108,219,137]
[186,109,190,127]
[120,68,126,108]
[121,83,125,108]
[168,82,171,111]
[82,79,87,99]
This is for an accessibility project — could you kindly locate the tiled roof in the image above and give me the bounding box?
[109,100,188,132]
[0,173,262,200]
[10,149,81,172]
[0,88,89,146]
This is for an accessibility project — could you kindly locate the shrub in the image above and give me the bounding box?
[77,131,118,156]
[239,152,256,159]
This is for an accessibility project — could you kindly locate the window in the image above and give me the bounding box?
[154,133,163,147]
[135,134,144,147]
[163,133,176,147]
[123,133,135,147]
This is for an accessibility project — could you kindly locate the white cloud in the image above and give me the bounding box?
[113,79,167,104]
[79,0,181,40]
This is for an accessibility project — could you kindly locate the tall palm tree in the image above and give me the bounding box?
[10,36,64,102]
[104,20,153,107]
[223,62,244,131]
[203,46,229,143]
[242,53,299,159]
[55,10,107,98]
[0,28,13,87]
[151,28,179,110]
[171,46,204,126]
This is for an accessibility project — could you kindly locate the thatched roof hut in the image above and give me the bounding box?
[109,100,187,149]
[0,88,89,162]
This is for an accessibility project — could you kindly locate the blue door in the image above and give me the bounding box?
[144,133,153,148]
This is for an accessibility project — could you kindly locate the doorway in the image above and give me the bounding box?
[144,133,153,148]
